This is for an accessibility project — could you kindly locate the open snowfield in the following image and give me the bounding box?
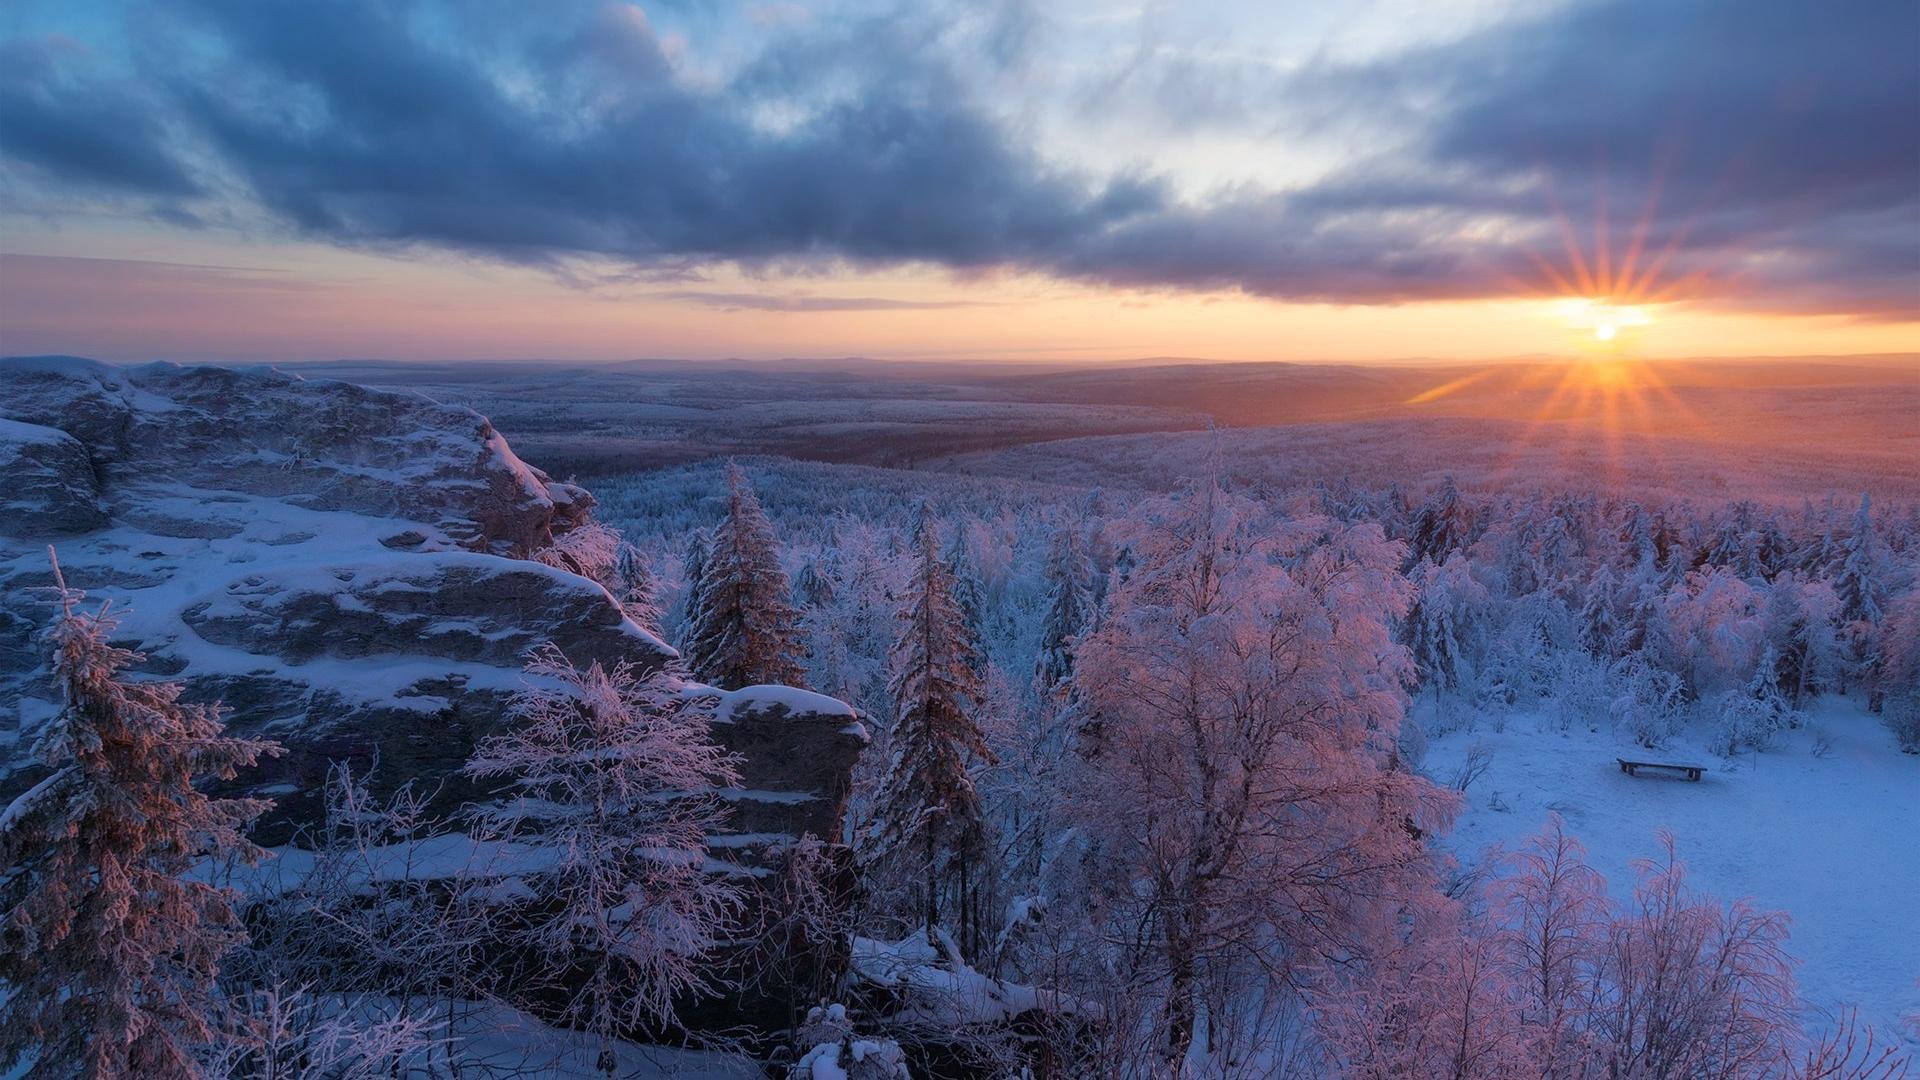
[1424,700,1920,1045]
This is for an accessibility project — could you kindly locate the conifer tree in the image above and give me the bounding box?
[1,556,281,1078]
[1577,565,1620,659]
[793,555,837,611]
[610,541,664,634]
[675,528,712,643]
[682,464,807,689]
[943,529,989,671]
[866,515,995,946]
[1407,476,1474,569]
[1834,493,1885,697]
[1405,554,1488,697]
[1034,530,1091,696]
[1836,493,1882,625]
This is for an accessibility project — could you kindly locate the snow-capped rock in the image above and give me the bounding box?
[0,357,863,847]
[0,418,106,537]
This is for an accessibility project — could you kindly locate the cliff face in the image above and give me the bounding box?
[0,357,863,854]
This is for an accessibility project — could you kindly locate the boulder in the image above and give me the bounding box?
[0,419,107,537]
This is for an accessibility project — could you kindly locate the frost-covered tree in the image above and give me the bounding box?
[1711,645,1793,755]
[532,520,625,589]
[1312,817,1836,1080]
[1836,493,1883,626]
[1587,834,1797,1078]
[229,761,489,1076]
[1760,574,1841,707]
[1033,529,1091,697]
[1576,564,1621,659]
[1407,476,1475,569]
[1405,554,1491,699]
[865,515,995,950]
[1875,588,1920,752]
[205,984,442,1080]
[610,541,665,634]
[1835,493,1886,698]
[1,559,281,1079]
[1068,487,1453,1062]
[673,528,712,643]
[683,464,807,690]
[1497,816,1608,1073]
[794,555,837,611]
[464,644,742,1075]
[1663,567,1763,700]
[945,527,989,672]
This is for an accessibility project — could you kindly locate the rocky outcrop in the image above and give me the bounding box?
[0,418,107,537]
[0,357,863,852]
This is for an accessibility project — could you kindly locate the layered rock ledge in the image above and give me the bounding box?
[0,357,863,853]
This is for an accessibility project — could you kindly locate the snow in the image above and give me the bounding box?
[791,1036,910,1080]
[215,832,566,896]
[706,683,859,724]
[0,417,76,447]
[1423,698,1920,1043]
[0,354,125,382]
[0,766,73,837]
[850,926,1090,1028]
[416,999,762,1078]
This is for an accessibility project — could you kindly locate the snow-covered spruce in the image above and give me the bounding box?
[682,463,809,691]
[1,556,282,1078]
[862,513,995,957]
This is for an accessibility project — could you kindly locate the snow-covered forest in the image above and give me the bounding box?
[4,357,1918,1078]
[592,456,1920,1073]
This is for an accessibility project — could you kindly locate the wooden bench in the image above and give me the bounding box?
[1617,758,1705,782]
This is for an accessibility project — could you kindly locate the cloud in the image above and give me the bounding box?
[1,0,1912,318]
[656,290,992,312]
[0,37,202,197]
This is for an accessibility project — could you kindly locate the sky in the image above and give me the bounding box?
[1,0,1916,364]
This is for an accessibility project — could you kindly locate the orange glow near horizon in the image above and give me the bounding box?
[0,229,1915,365]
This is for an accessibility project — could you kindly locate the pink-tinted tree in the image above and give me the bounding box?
[1067,484,1455,1064]
[1493,816,1609,1076]
[1,554,281,1078]
[864,513,995,955]
[465,644,742,1077]
[682,463,808,690]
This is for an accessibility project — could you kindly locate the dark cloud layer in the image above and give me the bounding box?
[1,0,1913,317]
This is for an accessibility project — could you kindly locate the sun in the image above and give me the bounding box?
[1556,297,1651,346]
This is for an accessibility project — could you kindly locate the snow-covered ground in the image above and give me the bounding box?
[1424,699,1920,1043]
[425,1002,761,1079]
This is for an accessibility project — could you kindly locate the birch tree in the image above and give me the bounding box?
[465,644,743,1076]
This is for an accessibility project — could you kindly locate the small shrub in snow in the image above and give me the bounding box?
[1710,693,1774,757]
[1808,724,1836,759]
[1449,740,1496,794]
[791,1035,912,1080]
[1612,654,1685,749]
[790,1003,911,1080]
[1709,647,1797,756]
[204,984,442,1080]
